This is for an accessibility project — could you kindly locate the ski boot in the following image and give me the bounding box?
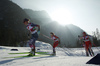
[32,49,35,56]
[29,49,35,56]
[51,51,56,56]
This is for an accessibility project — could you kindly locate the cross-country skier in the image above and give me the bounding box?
[79,32,94,56]
[23,18,40,56]
[50,32,60,55]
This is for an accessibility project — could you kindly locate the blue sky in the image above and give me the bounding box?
[12,0,100,35]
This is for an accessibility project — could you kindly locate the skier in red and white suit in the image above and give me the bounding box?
[50,32,60,55]
[80,32,94,56]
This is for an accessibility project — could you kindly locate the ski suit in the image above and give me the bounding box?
[26,23,38,49]
[51,35,59,48]
[83,36,92,51]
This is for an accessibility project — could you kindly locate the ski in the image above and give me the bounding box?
[9,52,48,55]
[4,52,52,58]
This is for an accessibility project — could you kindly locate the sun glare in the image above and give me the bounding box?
[50,8,72,25]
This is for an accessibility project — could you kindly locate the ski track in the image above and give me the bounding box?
[0,43,100,66]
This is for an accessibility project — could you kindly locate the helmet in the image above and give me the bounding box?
[23,18,30,23]
[83,32,86,34]
[50,32,54,35]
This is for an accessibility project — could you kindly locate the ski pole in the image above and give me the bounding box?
[78,35,85,56]
[40,33,52,40]
[93,43,100,52]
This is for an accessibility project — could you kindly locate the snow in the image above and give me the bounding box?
[0,41,100,66]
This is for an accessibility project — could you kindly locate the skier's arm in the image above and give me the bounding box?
[79,37,83,40]
[54,36,60,43]
[36,25,40,31]
[88,36,94,46]
[31,23,40,31]
[56,36,60,41]
[78,35,82,40]
[58,37,60,44]
[28,31,31,39]
[78,35,83,45]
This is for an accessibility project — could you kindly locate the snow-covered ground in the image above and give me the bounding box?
[0,41,100,66]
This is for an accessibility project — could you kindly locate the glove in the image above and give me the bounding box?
[37,31,40,34]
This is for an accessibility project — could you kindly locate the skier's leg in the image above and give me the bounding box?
[31,33,38,55]
[85,48,89,56]
[88,41,94,56]
[29,39,34,52]
[28,38,36,56]
[89,42,94,56]
[88,48,92,56]
[89,46,94,56]
[88,42,92,56]
[53,42,56,55]
[85,43,89,56]
[91,49,94,56]
[53,41,59,55]
[27,39,34,56]
[86,52,89,56]
[89,48,95,56]
[32,38,36,55]
[53,48,56,54]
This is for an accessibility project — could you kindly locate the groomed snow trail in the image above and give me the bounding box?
[0,41,100,66]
